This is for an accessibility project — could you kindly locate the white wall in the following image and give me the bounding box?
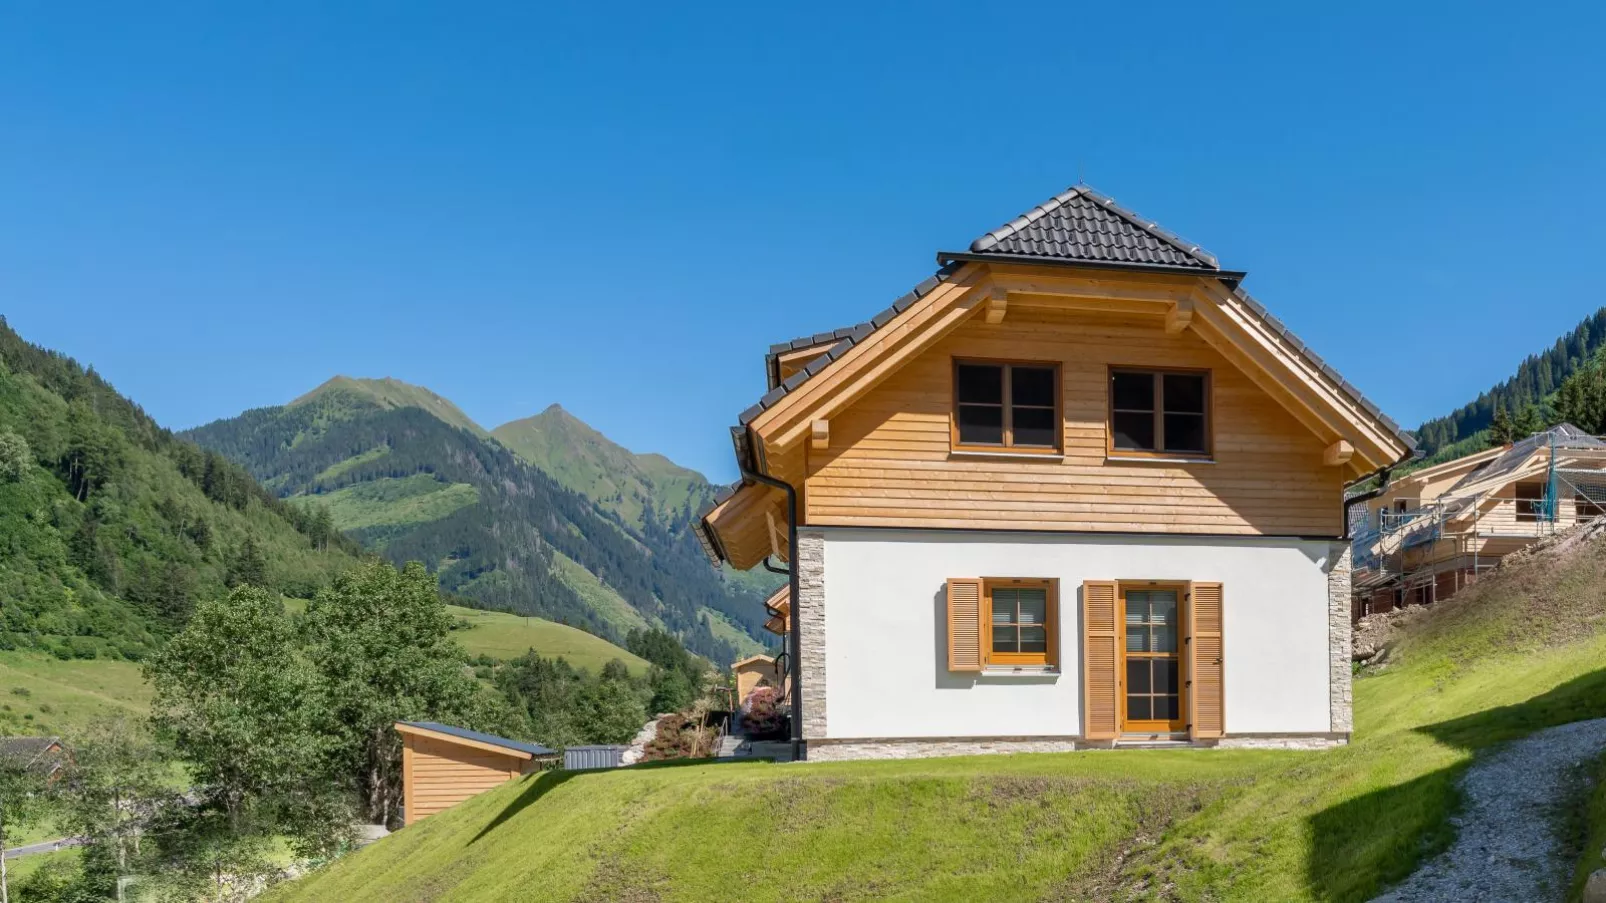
[819,529,1334,740]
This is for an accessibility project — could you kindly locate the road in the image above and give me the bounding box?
[4,837,83,859]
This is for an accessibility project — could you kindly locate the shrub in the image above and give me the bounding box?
[742,686,787,740]
[0,430,30,483]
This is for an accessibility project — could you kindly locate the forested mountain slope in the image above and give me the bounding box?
[184,378,775,662]
[0,318,359,660]
[492,404,714,529]
[1413,307,1606,457]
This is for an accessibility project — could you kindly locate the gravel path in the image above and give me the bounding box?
[1371,717,1606,903]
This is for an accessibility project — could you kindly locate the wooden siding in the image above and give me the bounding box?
[803,308,1341,536]
[402,734,528,825]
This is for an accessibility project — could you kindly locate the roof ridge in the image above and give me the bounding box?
[969,183,1219,270]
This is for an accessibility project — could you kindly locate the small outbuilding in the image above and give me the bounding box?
[732,654,783,702]
[395,721,558,826]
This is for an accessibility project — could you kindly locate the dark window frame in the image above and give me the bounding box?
[951,358,1063,453]
[1107,367,1213,459]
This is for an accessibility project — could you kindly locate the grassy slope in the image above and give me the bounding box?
[445,605,649,674]
[491,405,710,528]
[700,607,766,659]
[0,652,150,735]
[281,599,647,674]
[268,532,1606,903]
[294,474,479,533]
[548,551,655,635]
[291,376,488,439]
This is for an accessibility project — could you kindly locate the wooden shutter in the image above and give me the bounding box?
[1188,582,1225,740]
[946,578,983,672]
[1082,580,1119,740]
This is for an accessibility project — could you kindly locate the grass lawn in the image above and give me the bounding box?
[0,652,151,736]
[262,535,1606,903]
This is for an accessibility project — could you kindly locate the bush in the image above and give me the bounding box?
[0,430,30,482]
[741,686,788,740]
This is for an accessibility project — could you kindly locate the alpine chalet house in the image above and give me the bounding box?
[696,185,1415,761]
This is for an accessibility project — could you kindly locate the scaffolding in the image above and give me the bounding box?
[1352,426,1606,619]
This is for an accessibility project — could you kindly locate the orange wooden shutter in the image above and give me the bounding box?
[1082,580,1119,740]
[946,578,983,672]
[1188,582,1225,740]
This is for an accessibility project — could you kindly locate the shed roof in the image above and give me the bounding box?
[396,722,556,758]
[0,736,60,768]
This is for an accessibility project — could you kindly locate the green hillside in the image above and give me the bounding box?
[491,404,714,529]
[445,605,649,674]
[293,376,490,438]
[0,652,151,735]
[266,530,1606,902]
[183,378,776,663]
[0,318,359,661]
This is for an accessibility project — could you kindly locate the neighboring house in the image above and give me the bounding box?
[1353,424,1606,618]
[0,736,67,781]
[694,184,1415,761]
[732,654,783,702]
[395,722,557,826]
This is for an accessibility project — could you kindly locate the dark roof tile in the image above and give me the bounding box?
[967,185,1218,270]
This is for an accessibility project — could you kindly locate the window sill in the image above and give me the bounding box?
[979,666,1061,680]
[949,449,1065,462]
[1106,454,1216,465]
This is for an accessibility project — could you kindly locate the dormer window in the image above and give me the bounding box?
[953,360,1060,452]
[1109,368,1211,458]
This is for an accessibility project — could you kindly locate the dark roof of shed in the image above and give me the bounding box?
[398,722,556,757]
[961,185,1220,270]
[0,737,62,772]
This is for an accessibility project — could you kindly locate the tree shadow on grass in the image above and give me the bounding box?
[1306,666,1606,902]
[469,756,767,845]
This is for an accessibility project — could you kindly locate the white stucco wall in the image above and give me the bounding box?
[819,529,1335,740]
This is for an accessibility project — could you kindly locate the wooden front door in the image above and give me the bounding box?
[1120,586,1186,734]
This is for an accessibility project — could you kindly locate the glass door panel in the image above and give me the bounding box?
[1122,589,1183,731]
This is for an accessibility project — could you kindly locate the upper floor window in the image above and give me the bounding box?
[1515,482,1545,522]
[953,360,1060,451]
[1109,368,1211,457]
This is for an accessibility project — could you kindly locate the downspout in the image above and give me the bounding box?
[738,437,805,762]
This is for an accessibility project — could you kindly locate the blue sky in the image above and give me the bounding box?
[3,2,1603,482]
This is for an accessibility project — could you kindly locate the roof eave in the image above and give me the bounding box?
[935,251,1246,286]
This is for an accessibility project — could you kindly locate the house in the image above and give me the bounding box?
[0,736,68,781]
[395,722,558,825]
[1353,424,1606,618]
[732,654,784,702]
[694,184,1415,761]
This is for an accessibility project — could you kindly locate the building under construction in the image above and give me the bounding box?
[1352,424,1606,619]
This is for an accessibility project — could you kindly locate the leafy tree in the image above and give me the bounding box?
[0,432,28,483]
[0,749,54,903]
[58,717,172,901]
[648,667,695,715]
[580,677,649,744]
[301,559,522,826]
[146,586,346,850]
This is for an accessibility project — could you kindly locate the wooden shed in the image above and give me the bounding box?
[395,721,558,826]
[732,654,783,702]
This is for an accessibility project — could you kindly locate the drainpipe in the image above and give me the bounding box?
[738,442,804,763]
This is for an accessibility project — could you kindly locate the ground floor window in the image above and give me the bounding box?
[984,578,1057,667]
[1121,584,1184,731]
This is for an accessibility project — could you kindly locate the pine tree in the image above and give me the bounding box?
[1514,403,1544,438]
[1489,402,1517,446]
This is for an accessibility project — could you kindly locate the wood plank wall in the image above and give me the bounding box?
[403,734,526,825]
[803,308,1341,536]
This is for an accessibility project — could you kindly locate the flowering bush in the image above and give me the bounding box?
[741,686,788,739]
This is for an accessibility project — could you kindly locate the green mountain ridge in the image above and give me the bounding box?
[491,404,714,528]
[183,377,777,663]
[0,317,361,661]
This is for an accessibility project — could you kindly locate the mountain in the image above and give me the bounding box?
[0,318,360,661]
[183,378,776,663]
[1412,307,1606,459]
[491,404,713,529]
